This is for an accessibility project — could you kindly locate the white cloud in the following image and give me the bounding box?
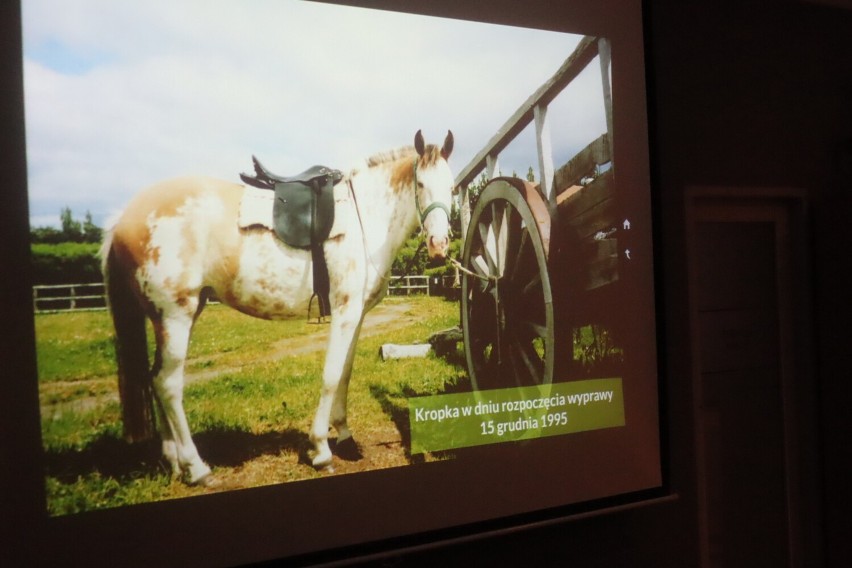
[22,0,607,226]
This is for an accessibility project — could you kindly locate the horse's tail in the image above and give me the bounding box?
[101,226,156,442]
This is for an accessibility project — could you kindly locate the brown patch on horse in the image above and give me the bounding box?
[386,145,442,194]
[417,144,444,168]
[365,146,416,168]
[111,179,205,276]
[214,187,246,280]
[108,227,159,318]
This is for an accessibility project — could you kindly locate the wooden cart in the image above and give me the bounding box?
[456,36,634,390]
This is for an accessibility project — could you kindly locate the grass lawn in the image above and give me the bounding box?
[36,295,464,515]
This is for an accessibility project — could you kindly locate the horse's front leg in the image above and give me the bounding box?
[310,308,365,470]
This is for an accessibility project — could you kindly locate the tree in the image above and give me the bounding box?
[29,225,64,244]
[82,211,102,243]
[31,207,102,243]
[60,206,83,242]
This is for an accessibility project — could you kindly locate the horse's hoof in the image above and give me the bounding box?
[190,472,220,488]
[311,452,334,471]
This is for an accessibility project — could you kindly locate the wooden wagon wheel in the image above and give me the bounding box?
[461,178,554,391]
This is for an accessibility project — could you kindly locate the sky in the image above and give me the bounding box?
[22,0,607,229]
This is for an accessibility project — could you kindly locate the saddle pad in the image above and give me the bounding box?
[238,186,275,230]
[238,184,348,238]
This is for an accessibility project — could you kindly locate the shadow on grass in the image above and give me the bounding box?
[368,341,472,465]
[369,383,421,465]
[44,426,310,483]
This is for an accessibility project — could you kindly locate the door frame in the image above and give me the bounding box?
[685,186,818,567]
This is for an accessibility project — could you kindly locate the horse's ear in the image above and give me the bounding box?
[441,130,454,160]
[414,130,425,156]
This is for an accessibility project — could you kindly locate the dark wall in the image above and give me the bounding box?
[650,2,851,567]
[3,1,850,567]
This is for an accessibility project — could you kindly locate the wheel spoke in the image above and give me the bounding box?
[478,217,499,275]
[520,271,543,297]
[494,202,509,277]
[513,338,544,384]
[518,318,549,340]
[472,254,490,278]
[503,210,524,281]
[507,229,533,286]
[463,181,554,391]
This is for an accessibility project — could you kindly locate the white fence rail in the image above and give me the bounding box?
[33,283,107,313]
[387,275,457,296]
[34,275,457,313]
[388,275,430,295]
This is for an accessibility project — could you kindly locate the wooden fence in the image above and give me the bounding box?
[33,275,458,313]
[33,283,107,313]
[387,275,457,296]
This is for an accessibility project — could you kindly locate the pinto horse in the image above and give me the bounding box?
[102,130,454,485]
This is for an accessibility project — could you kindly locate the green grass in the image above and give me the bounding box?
[37,296,463,515]
[34,302,333,384]
[34,310,118,383]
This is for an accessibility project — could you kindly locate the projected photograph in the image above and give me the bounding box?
[25,0,658,522]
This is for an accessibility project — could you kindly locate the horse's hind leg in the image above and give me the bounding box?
[151,306,212,485]
[147,340,180,476]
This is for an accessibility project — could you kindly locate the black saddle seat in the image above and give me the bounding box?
[239,155,343,248]
[240,155,344,320]
[240,156,343,189]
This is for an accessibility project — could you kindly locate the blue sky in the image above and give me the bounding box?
[22,0,607,229]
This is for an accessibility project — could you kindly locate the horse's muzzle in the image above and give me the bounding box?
[427,235,450,260]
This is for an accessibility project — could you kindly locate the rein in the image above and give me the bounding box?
[346,159,452,287]
[346,176,399,284]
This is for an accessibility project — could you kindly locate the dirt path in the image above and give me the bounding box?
[185,300,421,384]
[40,300,428,415]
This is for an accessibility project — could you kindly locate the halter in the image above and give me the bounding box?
[347,157,452,284]
[413,158,452,233]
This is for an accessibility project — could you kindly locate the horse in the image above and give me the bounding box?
[101,130,455,485]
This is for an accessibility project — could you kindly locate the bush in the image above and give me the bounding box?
[392,236,461,279]
[31,242,103,284]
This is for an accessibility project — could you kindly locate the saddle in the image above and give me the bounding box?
[240,156,344,320]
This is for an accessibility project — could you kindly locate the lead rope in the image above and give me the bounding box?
[347,177,384,280]
[347,176,424,288]
[448,256,493,283]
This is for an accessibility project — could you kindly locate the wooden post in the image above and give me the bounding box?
[534,103,555,200]
[486,153,500,179]
[459,185,471,245]
[598,37,614,162]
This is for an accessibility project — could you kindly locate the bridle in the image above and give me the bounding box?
[412,157,452,234]
[348,158,453,282]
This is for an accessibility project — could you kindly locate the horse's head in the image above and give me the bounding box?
[413,129,455,260]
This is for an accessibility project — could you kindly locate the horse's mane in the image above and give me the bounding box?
[364,146,417,167]
[360,144,445,192]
